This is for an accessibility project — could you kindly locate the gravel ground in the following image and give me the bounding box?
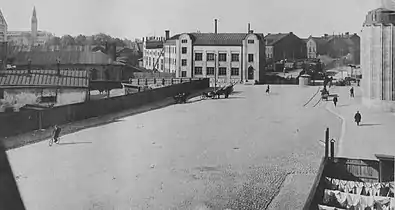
[6,85,341,210]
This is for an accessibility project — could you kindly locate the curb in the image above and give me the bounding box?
[324,103,346,157]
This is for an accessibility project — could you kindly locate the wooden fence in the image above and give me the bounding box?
[0,79,209,138]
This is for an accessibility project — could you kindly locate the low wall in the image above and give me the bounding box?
[0,79,209,138]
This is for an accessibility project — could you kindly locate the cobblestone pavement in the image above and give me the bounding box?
[325,86,395,159]
[7,85,341,210]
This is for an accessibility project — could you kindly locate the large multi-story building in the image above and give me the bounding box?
[6,7,53,47]
[361,7,395,112]
[163,24,266,85]
[142,35,165,71]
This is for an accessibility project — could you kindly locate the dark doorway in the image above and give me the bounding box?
[248,66,254,80]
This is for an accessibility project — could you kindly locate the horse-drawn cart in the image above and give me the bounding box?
[201,83,235,99]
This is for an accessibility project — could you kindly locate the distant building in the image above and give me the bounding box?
[11,51,130,81]
[142,36,165,71]
[264,32,307,70]
[0,69,89,109]
[0,9,7,42]
[306,33,360,64]
[6,7,53,47]
[306,36,329,59]
[163,25,266,85]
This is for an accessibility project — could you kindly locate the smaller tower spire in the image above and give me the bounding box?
[33,6,36,18]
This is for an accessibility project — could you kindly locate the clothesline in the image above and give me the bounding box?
[325,177,394,197]
[323,189,395,209]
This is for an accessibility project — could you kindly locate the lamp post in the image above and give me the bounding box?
[56,57,61,75]
[215,54,217,89]
[27,58,32,74]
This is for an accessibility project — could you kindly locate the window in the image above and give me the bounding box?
[219,53,227,61]
[182,39,188,43]
[248,54,254,62]
[181,71,187,77]
[231,68,239,76]
[40,96,57,103]
[149,57,151,65]
[195,53,203,61]
[182,59,187,66]
[231,54,239,62]
[207,67,215,75]
[161,65,164,70]
[219,67,227,76]
[0,89,3,99]
[182,47,187,54]
[207,53,215,61]
[248,40,254,44]
[194,67,203,75]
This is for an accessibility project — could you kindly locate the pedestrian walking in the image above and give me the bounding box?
[354,111,362,126]
[266,85,270,95]
[333,96,338,107]
[350,87,354,98]
[52,125,62,143]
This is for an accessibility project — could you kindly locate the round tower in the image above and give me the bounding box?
[31,6,37,46]
[361,8,395,111]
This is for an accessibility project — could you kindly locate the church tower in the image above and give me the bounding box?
[31,6,37,46]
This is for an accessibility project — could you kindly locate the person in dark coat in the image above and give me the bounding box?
[350,87,354,98]
[266,85,270,95]
[52,125,62,143]
[333,96,338,107]
[354,111,362,126]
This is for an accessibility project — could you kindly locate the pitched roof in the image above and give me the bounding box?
[264,33,289,45]
[167,33,264,46]
[13,51,114,66]
[0,70,89,88]
[0,9,7,26]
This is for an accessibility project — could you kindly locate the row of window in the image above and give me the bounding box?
[194,67,240,76]
[145,50,162,56]
[194,53,254,62]
[165,46,177,54]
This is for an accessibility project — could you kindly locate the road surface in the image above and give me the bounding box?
[7,85,341,210]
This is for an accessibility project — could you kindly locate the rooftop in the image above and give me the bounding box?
[264,33,289,45]
[0,70,89,88]
[145,41,163,49]
[167,33,264,46]
[13,51,117,66]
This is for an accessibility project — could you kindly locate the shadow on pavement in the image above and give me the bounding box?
[359,123,381,127]
[58,142,92,145]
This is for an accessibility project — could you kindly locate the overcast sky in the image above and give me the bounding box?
[1,0,380,40]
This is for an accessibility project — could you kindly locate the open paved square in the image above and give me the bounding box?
[6,85,342,210]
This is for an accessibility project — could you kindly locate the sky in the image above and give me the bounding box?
[1,0,381,40]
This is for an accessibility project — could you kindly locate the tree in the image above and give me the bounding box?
[60,35,75,46]
[74,34,87,45]
[47,36,61,46]
[114,38,125,47]
[93,33,113,45]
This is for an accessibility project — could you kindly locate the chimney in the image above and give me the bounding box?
[143,37,145,42]
[165,30,170,40]
[248,23,250,33]
[214,19,218,34]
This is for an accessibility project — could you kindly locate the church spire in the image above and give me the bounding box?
[32,6,36,19]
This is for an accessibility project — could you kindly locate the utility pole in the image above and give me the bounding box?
[214,53,217,91]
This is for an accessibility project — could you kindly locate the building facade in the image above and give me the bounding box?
[163,31,266,85]
[142,36,165,71]
[361,7,395,112]
[6,7,53,47]
[0,69,89,109]
[306,36,329,59]
[264,32,306,68]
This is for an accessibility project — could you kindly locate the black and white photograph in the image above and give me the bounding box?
[0,0,394,209]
